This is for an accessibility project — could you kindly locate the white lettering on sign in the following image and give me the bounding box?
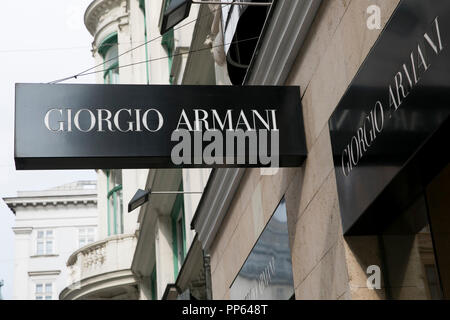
[44,107,281,168]
[341,17,444,177]
[44,108,163,133]
[175,109,279,132]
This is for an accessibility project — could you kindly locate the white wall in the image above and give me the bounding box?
[13,202,98,300]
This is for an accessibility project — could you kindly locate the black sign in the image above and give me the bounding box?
[15,84,306,170]
[329,0,450,234]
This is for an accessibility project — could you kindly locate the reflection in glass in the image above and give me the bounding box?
[381,195,443,300]
[230,199,294,300]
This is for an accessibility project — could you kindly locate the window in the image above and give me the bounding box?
[107,170,123,236]
[161,28,175,84]
[229,199,295,300]
[345,192,445,300]
[78,228,96,248]
[176,213,185,268]
[35,283,52,300]
[159,0,175,83]
[171,184,185,278]
[36,230,54,255]
[98,33,119,84]
[139,0,150,84]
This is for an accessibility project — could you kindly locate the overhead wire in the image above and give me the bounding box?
[0,40,164,54]
[69,36,260,78]
[49,2,234,84]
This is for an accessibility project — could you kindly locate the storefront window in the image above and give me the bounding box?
[230,199,295,300]
[346,164,450,300]
[380,194,443,299]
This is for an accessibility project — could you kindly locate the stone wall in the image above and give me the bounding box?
[209,0,401,300]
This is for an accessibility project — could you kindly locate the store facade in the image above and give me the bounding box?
[12,0,450,300]
[192,0,449,300]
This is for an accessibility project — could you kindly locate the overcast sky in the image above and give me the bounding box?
[0,0,97,299]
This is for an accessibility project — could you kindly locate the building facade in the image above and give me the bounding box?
[61,0,149,300]
[61,0,201,300]
[188,0,450,300]
[63,0,449,300]
[3,181,98,300]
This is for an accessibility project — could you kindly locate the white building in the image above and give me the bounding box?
[61,0,222,300]
[61,0,167,300]
[3,181,98,300]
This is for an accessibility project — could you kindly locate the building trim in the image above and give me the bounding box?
[67,233,135,266]
[162,283,179,300]
[59,269,137,300]
[191,168,245,253]
[3,195,97,214]
[15,217,98,222]
[175,234,203,293]
[28,270,61,277]
[98,32,118,58]
[244,0,322,85]
[131,169,182,278]
[191,0,321,253]
[12,227,32,235]
[84,0,126,36]
[30,254,59,259]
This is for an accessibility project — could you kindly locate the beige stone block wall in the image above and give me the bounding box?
[210,168,298,299]
[285,0,400,300]
[209,0,402,300]
[344,236,387,299]
[287,0,401,148]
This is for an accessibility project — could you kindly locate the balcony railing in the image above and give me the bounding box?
[61,234,138,300]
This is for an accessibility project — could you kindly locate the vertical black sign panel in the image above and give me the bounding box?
[15,84,307,170]
[329,0,450,234]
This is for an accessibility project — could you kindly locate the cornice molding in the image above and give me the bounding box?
[12,227,33,235]
[28,270,61,277]
[244,0,322,85]
[3,195,97,211]
[59,269,137,300]
[191,168,245,253]
[84,0,127,36]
